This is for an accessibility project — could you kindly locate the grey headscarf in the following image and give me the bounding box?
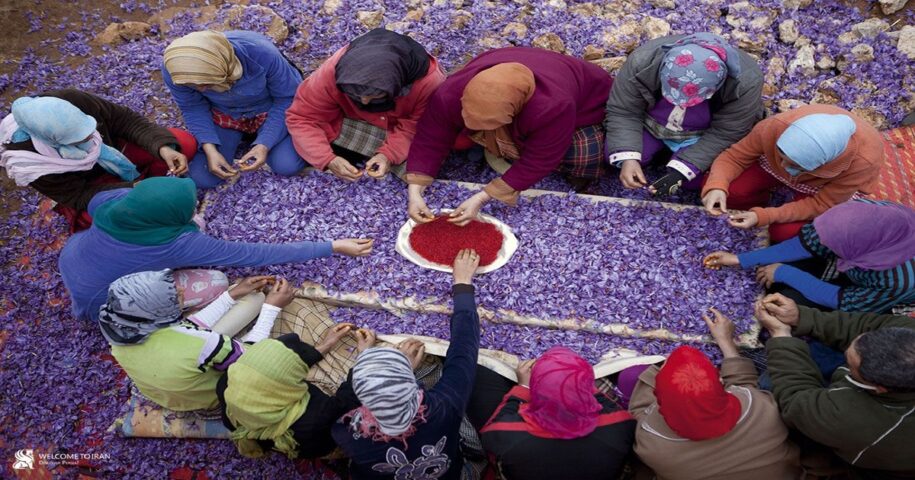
[98,269,183,346]
[350,347,421,437]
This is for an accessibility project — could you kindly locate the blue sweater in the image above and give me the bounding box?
[738,225,915,313]
[59,189,333,321]
[332,285,480,480]
[161,30,302,150]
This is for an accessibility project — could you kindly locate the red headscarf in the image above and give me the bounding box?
[655,346,741,441]
[519,347,602,439]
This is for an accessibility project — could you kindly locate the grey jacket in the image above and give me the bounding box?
[603,34,764,172]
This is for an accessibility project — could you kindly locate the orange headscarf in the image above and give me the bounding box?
[461,63,535,160]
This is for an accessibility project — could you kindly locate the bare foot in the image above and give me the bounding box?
[452,249,480,285]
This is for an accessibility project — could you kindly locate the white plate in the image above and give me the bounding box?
[395,209,519,274]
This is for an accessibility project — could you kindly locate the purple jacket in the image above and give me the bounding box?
[406,47,613,191]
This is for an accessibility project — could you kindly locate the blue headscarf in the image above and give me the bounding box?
[776,113,857,175]
[10,96,140,181]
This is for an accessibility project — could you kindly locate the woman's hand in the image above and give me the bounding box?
[365,153,391,179]
[238,144,269,172]
[516,359,535,387]
[228,275,273,300]
[396,338,426,370]
[203,144,238,180]
[755,263,782,289]
[452,249,480,285]
[702,307,739,358]
[703,251,740,270]
[702,189,728,216]
[408,184,435,223]
[159,145,189,176]
[265,277,296,308]
[315,323,354,355]
[354,328,377,353]
[619,160,648,189]
[728,211,759,229]
[327,156,363,182]
[449,191,491,226]
[332,238,374,257]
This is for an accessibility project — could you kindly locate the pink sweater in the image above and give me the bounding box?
[285,47,446,169]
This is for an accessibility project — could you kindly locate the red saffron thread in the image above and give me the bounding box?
[409,216,504,267]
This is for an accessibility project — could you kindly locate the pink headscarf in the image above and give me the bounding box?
[813,200,915,272]
[519,347,601,439]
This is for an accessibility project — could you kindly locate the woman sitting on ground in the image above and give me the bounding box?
[704,199,915,313]
[217,325,377,459]
[405,47,613,226]
[627,310,801,480]
[101,271,295,411]
[58,176,372,321]
[472,346,636,480]
[604,33,763,197]
[332,250,481,479]
[0,89,195,231]
[162,30,304,188]
[286,28,445,181]
[701,104,884,243]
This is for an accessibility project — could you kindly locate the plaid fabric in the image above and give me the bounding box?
[331,118,387,157]
[211,109,268,134]
[558,124,606,181]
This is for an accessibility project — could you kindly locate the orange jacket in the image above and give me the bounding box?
[285,47,446,169]
[703,104,884,226]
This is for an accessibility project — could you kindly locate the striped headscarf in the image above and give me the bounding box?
[163,30,243,93]
[349,347,423,439]
[98,270,183,346]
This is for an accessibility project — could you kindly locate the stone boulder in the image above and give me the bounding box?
[778,19,798,44]
[788,44,816,76]
[851,18,890,40]
[147,5,220,35]
[532,33,566,53]
[224,5,289,43]
[357,10,385,29]
[649,0,676,9]
[582,44,606,60]
[93,21,153,45]
[602,21,644,54]
[590,56,628,75]
[879,0,909,15]
[898,26,915,60]
[642,16,671,40]
[501,21,528,38]
[852,106,889,130]
[781,0,812,10]
[777,99,807,112]
[450,10,473,30]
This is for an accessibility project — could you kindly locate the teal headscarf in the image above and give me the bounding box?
[776,113,857,175]
[92,177,199,245]
[11,96,140,181]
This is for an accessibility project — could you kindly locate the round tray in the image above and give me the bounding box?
[395,209,519,274]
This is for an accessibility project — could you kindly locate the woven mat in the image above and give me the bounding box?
[868,125,915,210]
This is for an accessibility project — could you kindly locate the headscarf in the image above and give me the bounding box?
[98,269,182,345]
[518,347,602,439]
[776,113,857,174]
[335,28,431,113]
[655,346,741,441]
[0,97,139,185]
[349,347,423,440]
[461,63,535,160]
[163,30,244,93]
[92,176,199,246]
[224,339,311,458]
[659,33,741,109]
[813,200,915,272]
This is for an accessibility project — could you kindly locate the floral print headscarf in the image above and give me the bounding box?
[659,33,742,108]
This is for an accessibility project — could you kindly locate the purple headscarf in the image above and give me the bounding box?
[814,200,915,272]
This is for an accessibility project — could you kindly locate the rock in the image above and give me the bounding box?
[898,26,915,60]
[788,44,816,76]
[851,18,890,39]
[405,8,424,21]
[450,10,473,29]
[851,43,875,62]
[590,56,628,75]
[812,77,842,105]
[568,2,601,16]
[147,5,219,35]
[642,16,671,40]
[730,29,766,55]
[501,21,528,38]
[547,0,567,9]
[762,56,786,97]
[852,107,889,130]
[225,5,289,43]
[725,2,776,30]
[777,99,807,112]
[385,21,410,32]
[532,32,566,53]
[356,10,384,29]
[781,0,812,10]
[322,0,343,14]
[601,21,644,54]
[794,35,812,47]
[837,31,858,45]
[649,0,676,8]
[879,0,909,15]
[816,53,836,70]
[94,21,153,45]
[582,44,606,60]
[778,19,798,44]
[477,35,506,49]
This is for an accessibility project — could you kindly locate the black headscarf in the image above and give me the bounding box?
[335,29,431,112]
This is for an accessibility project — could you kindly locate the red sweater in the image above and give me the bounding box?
[285,47,446,169]
[405,47,613,193]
